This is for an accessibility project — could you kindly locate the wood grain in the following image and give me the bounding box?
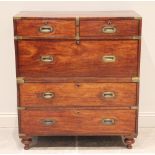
[15,19,75,37]
[19,83,137,107]
[80,19,139,37]
[20,109,136,135]
[17,40,138,77]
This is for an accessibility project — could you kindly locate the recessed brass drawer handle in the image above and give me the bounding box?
[42,92,54,99]
[40,55,54,63]
[39,25,53,33]
[102,118,115,125]
[41,119,56,126]
[102,92,115,98]
[103,55,116,63]
[102,26,116,34]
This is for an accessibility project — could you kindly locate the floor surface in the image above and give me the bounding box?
[0,127,155,153]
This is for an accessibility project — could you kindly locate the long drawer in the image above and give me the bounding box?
[20,109,136,136]
[19,83,137,107]
[17,40,138,77]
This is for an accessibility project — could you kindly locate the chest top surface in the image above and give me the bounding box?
[14,11,141,19]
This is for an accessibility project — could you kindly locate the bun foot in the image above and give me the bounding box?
[123,136,135,149]
[24,145,30,150]
[20,135,32,150]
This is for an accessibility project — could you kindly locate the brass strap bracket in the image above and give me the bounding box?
[132,77,140,83]
[133,17,142,20]
[18,107,26,110]
[75,16,80,44]
[130,106,138,110]
[19,133,26,138]
[13,16,21,20]
[17,77,25,84]
[132,36,141,40]
[14,36,23,40]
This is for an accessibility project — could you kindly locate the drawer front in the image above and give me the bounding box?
[20,109,136,135]
[15,19,75,37]
[17,40,138,77]
[80,19,139,37]
[19,83,136,107]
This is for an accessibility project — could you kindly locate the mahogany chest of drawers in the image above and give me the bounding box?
[13,11,142,149]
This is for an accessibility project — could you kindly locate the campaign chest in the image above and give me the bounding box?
[13,11,142,149]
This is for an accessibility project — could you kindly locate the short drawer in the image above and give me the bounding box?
[80,19,140,37]
[19,83,137,107]
[15,19,75,37]
[17,40,138,77]
[20,109,136,135]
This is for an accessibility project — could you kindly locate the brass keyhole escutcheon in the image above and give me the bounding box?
[75,83,80,87]
[75,111,80,114]
[107,20,112,25]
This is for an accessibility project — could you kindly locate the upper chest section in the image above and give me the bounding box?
[14,11,141,79]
